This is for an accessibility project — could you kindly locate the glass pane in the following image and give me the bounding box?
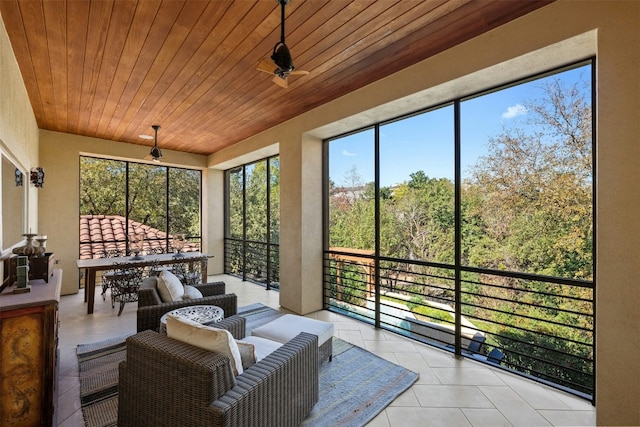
[80,157,126,216]
[379,106,455,263]
[79,157,127,258]
[169,167,201,250]
[269,157,280,244]
[328,128,375,251]
[128,163,167,251]
[227,167,244,239]
[460,64,593,280]
[244,162,267,242]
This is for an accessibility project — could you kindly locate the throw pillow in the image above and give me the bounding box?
[182,285,204,300]
[166,315,243,376]
[156,270,184,302]
[238,335,284,362]
[236,342,256,370]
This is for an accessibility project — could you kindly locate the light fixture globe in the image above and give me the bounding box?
[271,42,294,73]
[150,145,162,160]
[149,125,162,161]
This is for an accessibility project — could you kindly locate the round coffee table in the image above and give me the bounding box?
[159,305,224,333]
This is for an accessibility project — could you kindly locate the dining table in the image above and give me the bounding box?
[76,251,209,314]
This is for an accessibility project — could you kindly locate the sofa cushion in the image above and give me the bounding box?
[166,315,243,376]
[157,270,184,302]
[251,314,334,347]
[238,335,284,363]
[182,284,204,300]
[235,342,256,370]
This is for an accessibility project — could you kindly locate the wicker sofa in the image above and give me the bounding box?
[136,276,237,332]
[118,317,319,427]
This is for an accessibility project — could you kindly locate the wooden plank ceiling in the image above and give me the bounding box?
[0,0,552,156]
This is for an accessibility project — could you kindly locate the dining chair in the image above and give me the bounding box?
[110,262,146,316]
[100,249,126,300]
[171,255,208,287]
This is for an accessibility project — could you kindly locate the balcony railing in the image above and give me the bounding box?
[224,237,279,290]
[323,248,594,401]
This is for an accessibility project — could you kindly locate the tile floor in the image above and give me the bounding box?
[56,274,595,427]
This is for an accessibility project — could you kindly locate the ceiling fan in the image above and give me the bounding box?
[144,125,162,162]
[257,0,309,88]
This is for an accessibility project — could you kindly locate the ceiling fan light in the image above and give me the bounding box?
[272,42,294,72]
[150,145,162,160]
[149,124,162,161]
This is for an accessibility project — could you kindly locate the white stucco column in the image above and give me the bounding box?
[593,3,640,424]
[278,133,323,314]
[205,167,225,274]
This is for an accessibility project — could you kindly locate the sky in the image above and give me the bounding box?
[329,64,591,188]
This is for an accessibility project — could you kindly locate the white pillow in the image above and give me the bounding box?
[182,285,203,300]
[156,270,184,302]
[166,315,243,376]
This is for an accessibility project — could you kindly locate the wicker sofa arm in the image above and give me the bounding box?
[136,293,238,332]
[196,281,226,297]
[205,315,246,339]
[207,332,319,427]
[118,331,319,427]
[118,330,237,427]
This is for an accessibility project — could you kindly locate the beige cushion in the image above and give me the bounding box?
[166,315,243,376]
[236,341,256,370]
[182,285,203,300]
[238,335,284,362]
[251,314,334,346]
[156,270,184,302]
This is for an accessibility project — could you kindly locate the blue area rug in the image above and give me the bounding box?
[77,304,419,427]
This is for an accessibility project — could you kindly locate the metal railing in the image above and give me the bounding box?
[323,248,594,400]
[224,237,279,290]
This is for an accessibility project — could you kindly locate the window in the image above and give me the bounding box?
[79,156,202,259]
[224,156,279,289]
[325,61,594,399]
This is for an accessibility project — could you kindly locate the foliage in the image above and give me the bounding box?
[327,72,594,394]
[225,157,280,285]
[80,157,201,239]
[405,296,453,323]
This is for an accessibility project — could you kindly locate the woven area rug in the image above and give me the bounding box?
[77,303,418,427]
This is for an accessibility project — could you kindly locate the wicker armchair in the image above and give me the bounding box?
[136,276,237,332]
[118,328,319,427]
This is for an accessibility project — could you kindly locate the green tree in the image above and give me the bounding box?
[466,75,592,280]
[80,157,201,241]
[80,157,126,215]
[463,75,593,392]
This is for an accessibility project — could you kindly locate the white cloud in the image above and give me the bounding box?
[501,104,527,119]
[342,150,356,156]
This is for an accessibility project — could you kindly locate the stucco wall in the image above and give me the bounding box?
[38,130,211,296]
[0,10,39,246]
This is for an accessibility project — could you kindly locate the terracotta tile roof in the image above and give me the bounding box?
[79,215,198,259]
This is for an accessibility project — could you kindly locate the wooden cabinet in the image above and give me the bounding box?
[0,268,62,427]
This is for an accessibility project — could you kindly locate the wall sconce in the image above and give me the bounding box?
[30,167,45,188]
[15,168,23,186]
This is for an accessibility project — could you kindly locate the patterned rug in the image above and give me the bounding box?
[77,304,418,427]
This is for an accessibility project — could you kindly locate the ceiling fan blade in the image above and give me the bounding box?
[144,154,162,162]
[272,75,288,88]
[257,57,277,74]
[289,69,309,76]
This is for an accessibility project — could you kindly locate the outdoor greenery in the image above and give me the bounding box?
[226,157,280,285]
[80,157,202,242]
[327,70,594,394]
[218,65,594,395]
